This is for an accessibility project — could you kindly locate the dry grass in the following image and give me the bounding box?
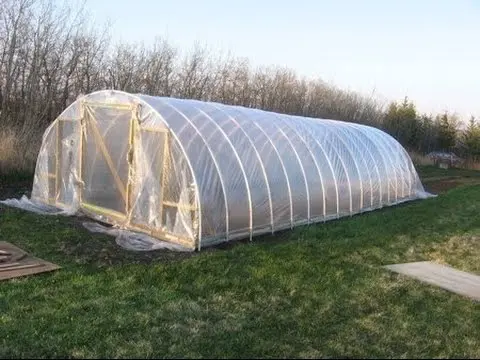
[427,234,480,273]
[409,152,434,166]
[462,159,480,171]
[409,151,480,170]
[0,127,41,175]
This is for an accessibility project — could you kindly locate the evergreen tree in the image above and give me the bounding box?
[462,116,480,159]
[383,96,422,150]
[436,112,458,151]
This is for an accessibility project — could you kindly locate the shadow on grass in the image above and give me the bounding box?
[0,172,33,200]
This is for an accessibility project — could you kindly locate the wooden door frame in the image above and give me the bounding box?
[78,101,136,224]
[76,101,198,249]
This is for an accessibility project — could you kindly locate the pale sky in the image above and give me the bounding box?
[84,0,480,121]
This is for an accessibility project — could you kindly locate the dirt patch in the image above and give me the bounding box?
[424,177,480,194]
[425,179,463,194]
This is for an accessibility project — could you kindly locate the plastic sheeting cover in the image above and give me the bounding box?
[16,90,432,250]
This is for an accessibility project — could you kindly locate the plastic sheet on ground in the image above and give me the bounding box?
[81,222,193,252]
[416,190,437,199]
[0,195,75,216]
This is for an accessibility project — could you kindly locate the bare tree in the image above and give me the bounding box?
[141,37,177,96]
[175,42,213,100]
[0,0,411,174]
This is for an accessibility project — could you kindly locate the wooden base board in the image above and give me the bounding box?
[0,241,60,281]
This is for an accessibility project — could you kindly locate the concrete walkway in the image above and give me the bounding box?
[385,261,480,301]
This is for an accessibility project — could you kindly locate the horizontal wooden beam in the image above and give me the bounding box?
[162,200,196,211]
[84,102,132,111]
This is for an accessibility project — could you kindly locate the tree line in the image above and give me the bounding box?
[1,0,479,169]
[383,97,480,161]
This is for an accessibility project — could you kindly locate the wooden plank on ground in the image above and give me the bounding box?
[0,241,60,281]
[385,261,480,301]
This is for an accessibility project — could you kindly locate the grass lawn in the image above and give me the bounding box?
[1,165,480,358]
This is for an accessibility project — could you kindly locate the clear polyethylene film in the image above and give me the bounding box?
[28,90,432,250]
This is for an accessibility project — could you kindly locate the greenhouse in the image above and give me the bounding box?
[29,90,430,250]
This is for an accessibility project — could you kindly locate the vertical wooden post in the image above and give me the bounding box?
[55,121,62,205]
[125,103,137,224]
[159,132,170,228]
[78,101,85,205]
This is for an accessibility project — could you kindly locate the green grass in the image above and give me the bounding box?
[1,166,480,358]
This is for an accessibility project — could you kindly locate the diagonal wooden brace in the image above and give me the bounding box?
[85,106,127,204]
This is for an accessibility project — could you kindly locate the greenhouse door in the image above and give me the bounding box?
[128,127,169,230]
[79,102,137,222]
